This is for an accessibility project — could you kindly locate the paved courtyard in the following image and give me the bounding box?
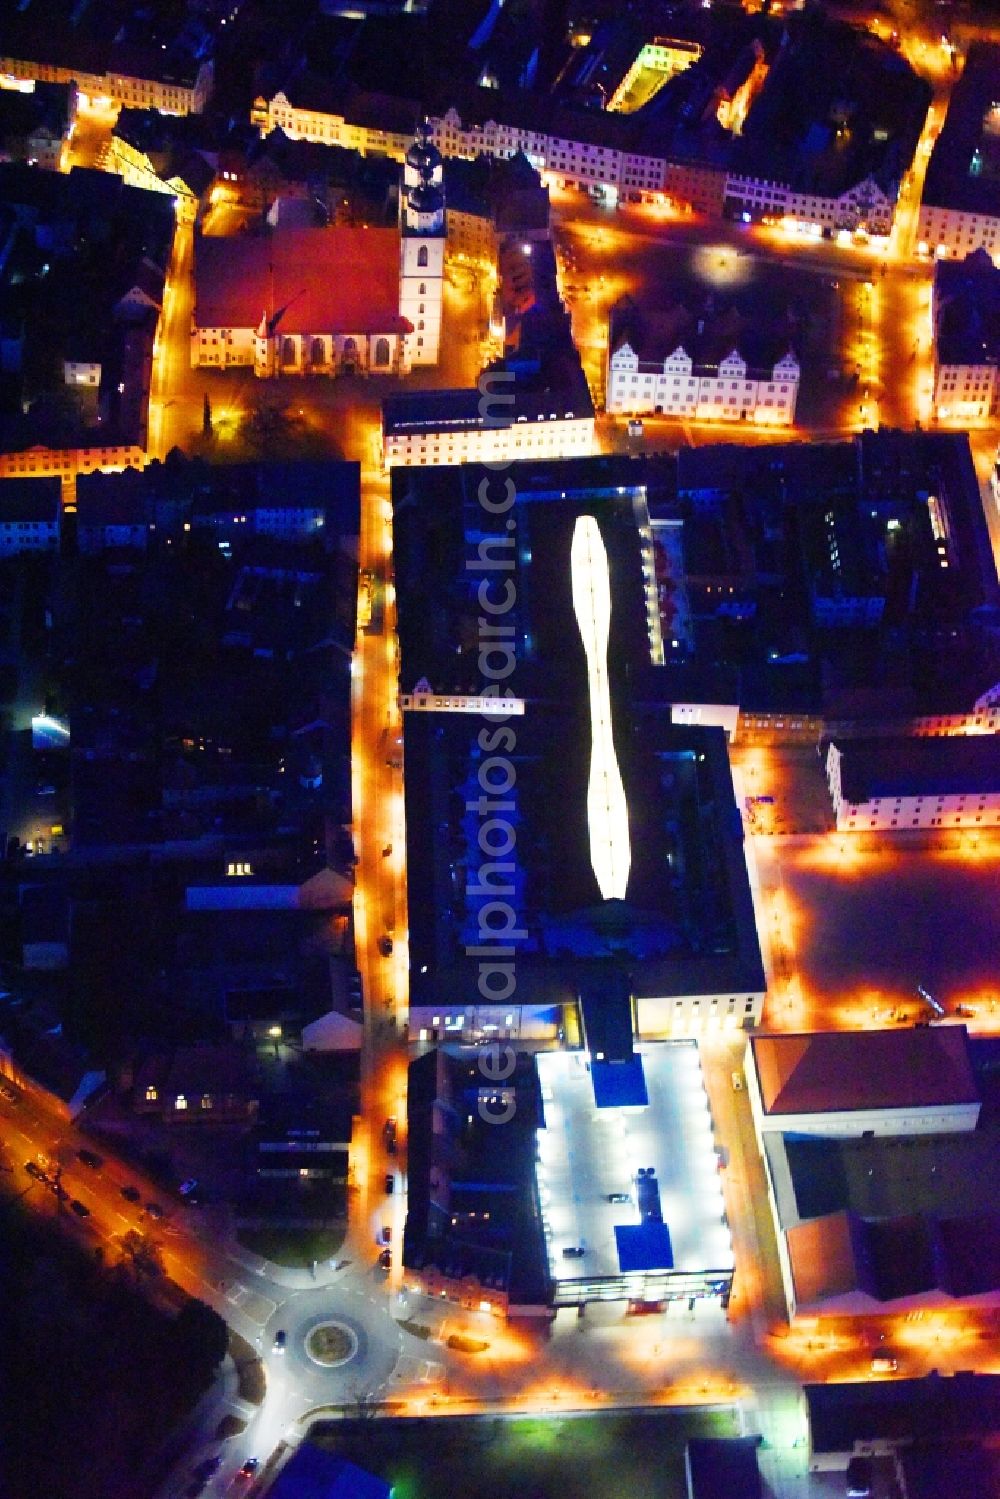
[758,833,1000,1032]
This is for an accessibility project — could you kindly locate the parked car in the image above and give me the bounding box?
[561,1245,586,1258]
[120,1184,141,1203]
[70,1199,90,1218]
[870,1354,898,1374]
[0,1080,17,1103]
[384,1172,395,1194]
[607,1193,630,1204]
[378,934,393,956]
[25,1160,45,1180]
[846,1456,873,1497]
[237,1457,259,1481]
[272,1329,286,1354]
[383,1116,397,1154]
[77,1148,103,1170]
[144,1201,164,1220]
[378,1247,392,1270]
[379,1225,391,1245]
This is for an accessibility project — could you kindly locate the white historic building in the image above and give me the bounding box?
[825,736,1000,832]
[608,336,800,426]
[251,89,904,233]
[0,51,212,115]
[382,399,594,469]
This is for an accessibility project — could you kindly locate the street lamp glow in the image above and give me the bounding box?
[570,515,630,901]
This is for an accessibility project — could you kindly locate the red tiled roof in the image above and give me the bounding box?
[194,227,409,336]
[751,1028,979,1115]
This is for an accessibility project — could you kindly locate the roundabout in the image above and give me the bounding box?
[305,1319,359,1368]
[265,1283,404,1407]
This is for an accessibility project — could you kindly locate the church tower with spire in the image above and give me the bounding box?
[399,122,446,367]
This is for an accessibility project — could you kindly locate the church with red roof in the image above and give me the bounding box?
[190,126,445,379]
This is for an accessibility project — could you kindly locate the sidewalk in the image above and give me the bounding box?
[146,1353,241,1499]
[226,1242,358,1293]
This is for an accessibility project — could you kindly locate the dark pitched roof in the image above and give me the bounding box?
[833,733,1000,802]
[934,249,1000,366]
[686,1437,762,1499]
[922,44,1000,216]
[806,1373,1000,1454]
[0,477,60,524]
[610,293,797,377]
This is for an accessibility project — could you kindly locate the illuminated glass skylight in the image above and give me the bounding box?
[570,515,631,901]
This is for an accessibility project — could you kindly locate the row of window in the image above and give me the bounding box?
[618,375,792,393]
[846,815,997,827]
[665,996,758,1013]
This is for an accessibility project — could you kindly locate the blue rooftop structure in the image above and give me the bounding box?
[685,1436,762,1499]
[615,1221,674,1273]
[267,1446,390,1499]
[591,1055,648,1109]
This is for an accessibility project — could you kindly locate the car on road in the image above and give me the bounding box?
[70,1199,90,1218]
[237,1457,259,1481]
[378,934,393,956]
[145,1201,164,1220]
[870,1354,898,1375]
[25,1160,45,1180]
[607,1193,631,1204]
[272,1329,286,1354]
[120,1184,141,1203]
[77,1148,103,1170]
[384,1172,395,1194]
[379,1225,391,1244]
[561,1245,586,1258]
[378,1247,392,1270]
[54,1182,69,1201]
[383,1116,397,1154]
[0,1080,17,1103]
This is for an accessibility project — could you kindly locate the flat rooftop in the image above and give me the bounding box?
[535,1044,732,1288]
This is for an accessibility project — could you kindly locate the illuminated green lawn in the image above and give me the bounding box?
[311,1409,739,1499]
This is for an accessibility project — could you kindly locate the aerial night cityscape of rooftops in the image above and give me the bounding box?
[1,0,1000,1496]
